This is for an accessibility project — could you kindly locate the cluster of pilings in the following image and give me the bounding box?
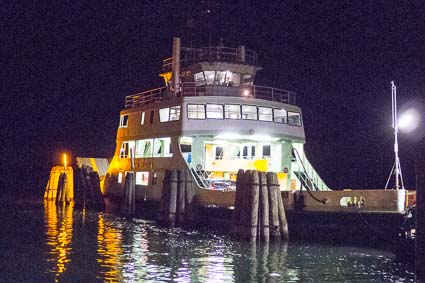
[416,160,425,279]
[158,169,196,227]
[44,166,73,205]
[74,165,105,211]
[232,169,288,242]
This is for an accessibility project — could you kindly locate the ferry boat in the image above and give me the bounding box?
[102,38,415,243]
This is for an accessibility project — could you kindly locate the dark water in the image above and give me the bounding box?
[0,199,417,283]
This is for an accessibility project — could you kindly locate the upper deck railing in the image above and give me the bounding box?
[163,46,258,72]
[125,83,296,109]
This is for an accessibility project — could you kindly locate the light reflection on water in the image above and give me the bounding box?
[3,200,415,282]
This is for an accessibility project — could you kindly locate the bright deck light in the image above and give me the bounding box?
[242,89,250,97]
[398,108,420,133]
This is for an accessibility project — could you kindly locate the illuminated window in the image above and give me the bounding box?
[273,108,287,124]
[187,104,206,119]
[204,71,215,85]
[258,107,273,121]
[194,72,206,86]
[135,138,172,158]
[242,145,256,159]
[206,104,223,119]
[119,114,129,128]
[224,71,241,86]
[160,106,180,122]
[141,112,145,125]
[120,141,135,158]
[169,106,181,121]
[117,172,123,183]
[242,105,257,120]
[135,139,153,158]
[159,108,170,122]
[288,111,302,126]
[216,71,226,85]
[135,172,149,186]
[225,104,241,119]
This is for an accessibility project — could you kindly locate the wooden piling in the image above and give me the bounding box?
[184,169,195,225]
[240,170,252,238]
[259,172,270,242]
[74,168,85,208]
[121,172,135,215]
[90,171,106,211]
[267,172,280,238]
[416,160,425,279]
[249,170,260,240]
[168,170,178,228]
[232,169,245,236]
[273,173,289,241]
[158,170,172,224]
[177,170,186,225]
[56,173,65,205]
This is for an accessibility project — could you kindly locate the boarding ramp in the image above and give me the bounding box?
[292,144,330,191]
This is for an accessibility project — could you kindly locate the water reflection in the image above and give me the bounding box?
[43,201,73,281]
[41,202,415,282]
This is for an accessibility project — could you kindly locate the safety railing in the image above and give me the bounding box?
[292,145,330,191]
[125,83,296,108]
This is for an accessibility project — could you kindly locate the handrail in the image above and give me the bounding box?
[125,83,296,108]
[293,148,328,204]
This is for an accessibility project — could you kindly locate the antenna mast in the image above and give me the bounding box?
[385,81,405,190]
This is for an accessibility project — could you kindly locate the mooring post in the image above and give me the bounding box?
[259,172,270,242]
[121,172,135,216]
[267,172,280,238]
[232,169,245,237]
[416,159,425,279]
[249,170,259,240]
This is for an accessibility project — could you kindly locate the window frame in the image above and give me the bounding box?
[241,105,258,120]
[258,106,273,122]
[119,114,129,128]
[187,104,206,120]
[224,104,242,120]
[206,103,224,119]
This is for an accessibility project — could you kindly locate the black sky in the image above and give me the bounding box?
[2,1,425,195]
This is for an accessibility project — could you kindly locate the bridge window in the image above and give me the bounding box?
[225,104,241,119]
[187,104,206,119]
[242,105,257,120]
[205,71,215,85]
[258,107,273,121]
[273,108,287,123]
[169,106,180,121]
[159,106,181,122]
[206,104,224,119]
[135,172,149,186]
[288,111,302,126]
[194,72,205,86]
[119,114,129,128]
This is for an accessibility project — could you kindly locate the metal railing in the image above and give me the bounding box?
[292,145,330,191]
[125,83,296,109]
[163,46,258,71]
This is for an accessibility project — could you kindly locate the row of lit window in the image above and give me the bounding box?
[119,104,302,127]
[187,104,302,126]
[120,138,173,159]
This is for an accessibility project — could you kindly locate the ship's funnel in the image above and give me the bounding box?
[172,37,181,95]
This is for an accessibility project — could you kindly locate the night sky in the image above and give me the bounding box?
[2,1,425,196]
